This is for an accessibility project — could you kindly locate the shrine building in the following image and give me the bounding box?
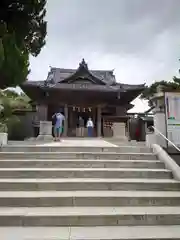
[21,59,145,138]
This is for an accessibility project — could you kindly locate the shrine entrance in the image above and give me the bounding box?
[47,104,102,137]
[68,106,97,137]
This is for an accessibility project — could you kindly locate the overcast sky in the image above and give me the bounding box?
[29,0,180,112]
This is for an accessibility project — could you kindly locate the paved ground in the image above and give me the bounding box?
[8,139,118,147]
[37,139,118,147]
[7,138,147,147]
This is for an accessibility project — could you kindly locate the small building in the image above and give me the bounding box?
[21,59,144,137]
[127,112,153,141]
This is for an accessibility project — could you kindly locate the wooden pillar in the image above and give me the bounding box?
[127,118,131,141]
[64,104,68,137]
[97,105,101,137]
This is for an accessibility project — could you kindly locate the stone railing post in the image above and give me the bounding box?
[113,122,127,141]
[36,121,53,141]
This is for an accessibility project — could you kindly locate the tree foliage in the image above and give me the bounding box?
[0,89,31,132]
[141,77,180,100]
[0,0,47,89]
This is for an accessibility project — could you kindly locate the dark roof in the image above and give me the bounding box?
[44,59,144,89]
[21,59,145,104]
[49,67,116,85]
[23,80,144,93]
[47,59,111,85]
[23,81,119,92]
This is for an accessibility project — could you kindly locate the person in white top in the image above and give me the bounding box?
[86,117,94,137]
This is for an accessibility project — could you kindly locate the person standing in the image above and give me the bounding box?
[78,116,84,137]
[86,117,94,137]
[52,111,65,141]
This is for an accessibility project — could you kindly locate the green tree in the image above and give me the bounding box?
[0,89,31,132]
[141,77,180,103]
[0,0,47,89]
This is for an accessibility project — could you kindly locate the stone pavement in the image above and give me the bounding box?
[37,139,118,147]
[8,138,118,147]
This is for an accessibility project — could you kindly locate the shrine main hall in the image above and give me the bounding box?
[21,59,144,138]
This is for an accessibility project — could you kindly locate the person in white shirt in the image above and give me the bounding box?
[86,117,94,137]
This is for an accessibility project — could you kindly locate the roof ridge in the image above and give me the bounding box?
[51,67,113,73]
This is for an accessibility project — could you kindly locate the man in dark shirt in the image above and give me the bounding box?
[78,116,84,137]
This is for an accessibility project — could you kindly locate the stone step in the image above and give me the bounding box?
[0,178,179,191]
[2,225,180,239]
[0,152,157,160]
[1,191,180,207]
[69,225,180,240]
[1,206,180,226]
[1,145,152,153]
[0,159,165,169]
[0,168,171,179]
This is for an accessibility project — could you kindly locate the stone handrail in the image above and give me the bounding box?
[152,126,180,152]
[152,144,180,181]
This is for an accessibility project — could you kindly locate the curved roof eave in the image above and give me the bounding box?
[59,59,106,85]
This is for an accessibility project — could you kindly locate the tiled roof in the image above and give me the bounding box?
[23,81,124,92]
[23,80,144,93]
[49,68,116,84]
[23,59,144,94]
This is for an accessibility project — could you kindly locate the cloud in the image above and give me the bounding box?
[29,0,180,111]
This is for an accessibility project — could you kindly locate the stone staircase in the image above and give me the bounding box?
[0,143,180,239]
